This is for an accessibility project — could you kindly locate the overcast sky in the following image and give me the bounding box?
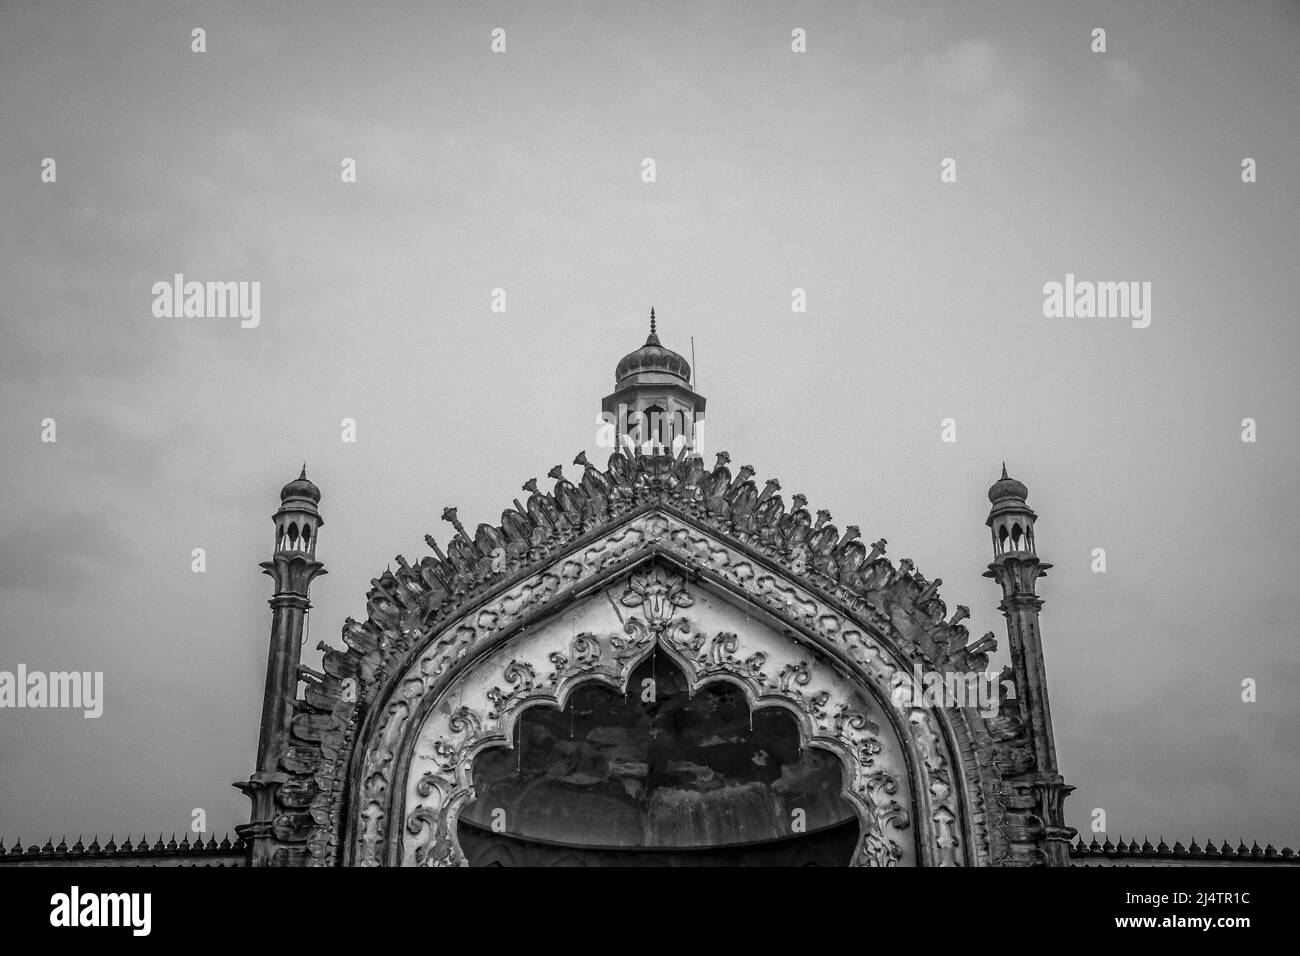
[1,0,1297,853]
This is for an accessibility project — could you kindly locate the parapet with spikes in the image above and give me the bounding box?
[1070,835,1297,866]
[0,832,247,867]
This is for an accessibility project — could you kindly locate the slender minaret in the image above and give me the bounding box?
[602,308,706,455]
[236,466,326,866]
[982,465,1074,865]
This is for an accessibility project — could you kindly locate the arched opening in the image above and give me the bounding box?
[645,404,666,450]
[457,651,859,866]
[394,559,929,867]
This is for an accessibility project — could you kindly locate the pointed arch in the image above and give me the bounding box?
[398,565,909,866]
[285,451,1026,869]
[333,513,997,867]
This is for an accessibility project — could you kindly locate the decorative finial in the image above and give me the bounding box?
[650,307,656,335]
[440,507,471,542]
[299,463,307,480]
[1001,462,1008,480]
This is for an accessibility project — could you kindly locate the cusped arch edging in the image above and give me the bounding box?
[326,511,1005,867]
[399,563,916,867]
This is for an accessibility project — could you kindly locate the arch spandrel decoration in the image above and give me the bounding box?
[338,511,991,867]
[401,563,915,867]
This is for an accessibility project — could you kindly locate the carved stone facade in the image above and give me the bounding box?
[5,319,1295,869]
[400,561,928,867]
[231,320,1075,867]
[240,448,1058,866]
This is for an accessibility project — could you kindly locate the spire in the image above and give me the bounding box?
[299,463,307,480]
[646,307,660,345]
[1001,461,1008,480]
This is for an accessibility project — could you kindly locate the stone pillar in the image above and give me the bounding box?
[236,468,326,866]
[983,466,1075,866]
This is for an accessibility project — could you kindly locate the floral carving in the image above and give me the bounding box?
[486,660,537,718]
[776,661,811,694]
[706,631,739,667]
[620,566,694,627]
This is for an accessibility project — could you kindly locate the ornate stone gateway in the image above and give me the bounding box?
[238,322,1075,867]
[353,509,986,868]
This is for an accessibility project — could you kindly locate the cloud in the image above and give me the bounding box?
[1105,59,1147,98]
[919,38,1031,134]
[0,512,133,592]
[924,38,1005,96]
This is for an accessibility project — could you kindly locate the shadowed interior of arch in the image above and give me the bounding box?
[457,651,860,865]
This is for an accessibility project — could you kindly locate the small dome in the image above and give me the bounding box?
[281,465,321,504]
[614,309,691,383]
[987,464,1028,503]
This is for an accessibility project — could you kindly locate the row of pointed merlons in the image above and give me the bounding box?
[0,833,246,860]
[1071,836,1296,861]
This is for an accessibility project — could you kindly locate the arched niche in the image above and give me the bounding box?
[456,650,861,861]
[398,562,917,866]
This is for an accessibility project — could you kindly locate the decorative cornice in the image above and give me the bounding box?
[261,552,327,598]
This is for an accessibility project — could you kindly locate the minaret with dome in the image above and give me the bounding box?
[235,466,327,866]
[983,464,1072,866]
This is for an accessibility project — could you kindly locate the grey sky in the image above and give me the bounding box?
[1,0,1297,849]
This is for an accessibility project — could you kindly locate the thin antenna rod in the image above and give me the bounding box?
[690,336,696,388]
